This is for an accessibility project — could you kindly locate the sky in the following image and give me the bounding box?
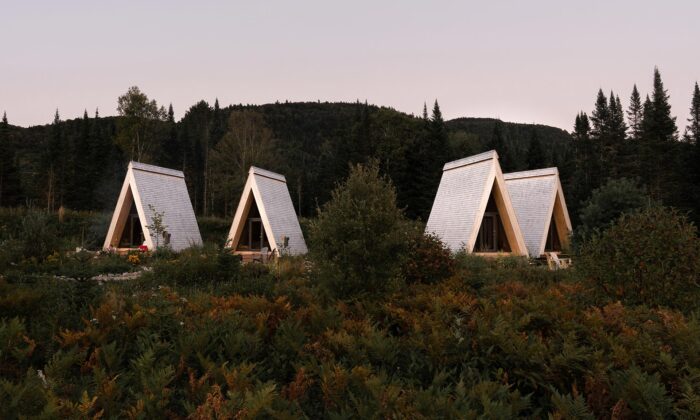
[1,0,699,131]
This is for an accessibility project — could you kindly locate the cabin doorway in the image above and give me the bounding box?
[118,201,144,248]
[236,199,270,252]
[474,192,512,253]
[544,215,562,252]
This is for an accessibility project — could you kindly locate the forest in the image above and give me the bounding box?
[3,67,697,225]
[1,68,700,418]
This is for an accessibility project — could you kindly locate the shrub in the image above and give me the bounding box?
[309,162,411,298]
[19,210,59,261]
[576,178,650,245]
[404,232,454,284]
[146,246,242,287]
[579,206,700,310]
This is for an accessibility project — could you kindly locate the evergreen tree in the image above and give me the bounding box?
[627,85,643,140]
[429,100,448,149]
[68,110,93,208]
[606,93,627,177]
[590,89,609,140]
[526,130,546,169]
[648,67,678,143]
[414,101,449,219]
[684,82,700,145]
[640,68,679,201]
[0,112,21,207]
[683,82,700,220]
[43,109,66,210]
[569,112,600,222]
[211,98,226,148]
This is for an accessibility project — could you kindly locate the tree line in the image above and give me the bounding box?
[0,67,698,224]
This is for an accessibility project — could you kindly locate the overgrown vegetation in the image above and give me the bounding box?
[2,246,700,418]
[2,168,700,418]
[579,206,700,309]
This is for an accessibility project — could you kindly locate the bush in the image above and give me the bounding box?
[576,178,649,245]
[18,211,59,261]
[579,206,700,310]
[404,232,454,284]
[309,162,411,298]
[146,246,242,287]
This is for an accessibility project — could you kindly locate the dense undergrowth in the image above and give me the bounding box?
[2,167,700,418]
[2,250,700,419]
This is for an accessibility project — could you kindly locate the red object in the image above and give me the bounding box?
[138,245,149,252]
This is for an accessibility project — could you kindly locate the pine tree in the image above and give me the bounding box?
[683,82,700,219]
[526,130,545,169]
[606,93,627,177]
[43,109,65,211]
[627,85,643,140]
[684,82,700,145]
[590,89,609,140]
[415,100,449,219]
[640,68,679,201]
[569,112,600,220]
[0,112,22,206]
[68,110,93,208]
[648,67,678,143]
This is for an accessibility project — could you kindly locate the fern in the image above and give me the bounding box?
[550,391,595,420]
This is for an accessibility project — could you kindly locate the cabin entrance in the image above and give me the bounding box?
[236,199,270,252]
[544,215,562,252]
[474,193,511,253]
[118,201,144,248]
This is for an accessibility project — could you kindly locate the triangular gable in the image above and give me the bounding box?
[504,167,572,257]
[425,151,528,255]
[227,167,307,256]
[103,162,202,252]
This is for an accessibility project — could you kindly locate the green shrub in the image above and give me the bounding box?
[19,211,59,261]
[404,232,454,284]
[579,206,700,310]
[309,162,411,298]
[576,178,650,245]
[146,246,242,287]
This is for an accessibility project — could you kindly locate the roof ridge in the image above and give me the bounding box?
[504,167,559,180]
[129,161,184,178]
[443,150,498,172]
[250,166,286,183]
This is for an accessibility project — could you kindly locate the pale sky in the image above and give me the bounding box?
[2,0,699,131]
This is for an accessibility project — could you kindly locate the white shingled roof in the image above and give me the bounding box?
[504,167,572,257]
[103,161,203,252]
[425,151,528,255]
[227,167,308,256]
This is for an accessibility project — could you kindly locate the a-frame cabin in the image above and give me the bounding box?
[226,167,307,261]
[103,162,202,253]
[504,167,572,257]
[425,151,528,256]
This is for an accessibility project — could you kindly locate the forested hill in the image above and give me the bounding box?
[0,100,574,221]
